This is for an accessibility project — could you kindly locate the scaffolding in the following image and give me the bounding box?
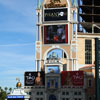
[78,0,100,33]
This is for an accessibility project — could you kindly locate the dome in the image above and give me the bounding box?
[16,82,22,88]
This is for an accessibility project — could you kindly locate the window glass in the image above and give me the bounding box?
[62,92,65,95]
[85,40,92,64]
[74,92,77,95]
[88,79,92,87]
[37,92,39,95]
[88,96,92,100]
[66,92,69,95]
[78,92,81,95]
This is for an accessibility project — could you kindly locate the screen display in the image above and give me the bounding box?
[24,72,45,86]
[47,65,59,73]
[44,8,67,21]
[44,24,68,44]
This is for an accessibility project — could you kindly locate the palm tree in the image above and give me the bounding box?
[9,88,12,93]
[0,86,1,92]
[4,87,8,93]
[0,89,7,100]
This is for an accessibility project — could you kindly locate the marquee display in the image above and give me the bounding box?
[44,8,67,22]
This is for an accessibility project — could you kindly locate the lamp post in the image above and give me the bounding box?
[95,38,100,100]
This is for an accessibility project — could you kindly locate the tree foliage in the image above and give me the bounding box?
[9,88,12,93]
[0,86,13,100]
[0,89,7,100]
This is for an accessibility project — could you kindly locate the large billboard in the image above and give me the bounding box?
[24,72,45,86]
[44,8,67,22]
[44,24,68,44]
[61,71,84,86]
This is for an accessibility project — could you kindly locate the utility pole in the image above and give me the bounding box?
[95,38,100,100]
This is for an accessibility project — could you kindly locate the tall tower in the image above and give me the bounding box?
[35,0,78,71]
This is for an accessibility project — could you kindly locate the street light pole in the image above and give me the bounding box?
[95,38,100,100]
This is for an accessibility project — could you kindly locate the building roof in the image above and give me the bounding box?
[79,64,95,70]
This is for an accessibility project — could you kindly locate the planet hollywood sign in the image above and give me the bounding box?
[44,0,66,8]
[45,3,66,8]
[44,8,68,22]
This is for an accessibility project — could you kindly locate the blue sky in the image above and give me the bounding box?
[0,0,74,89]
[0,0,39,88]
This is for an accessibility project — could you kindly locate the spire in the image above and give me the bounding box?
[73,0,78,7]
[37,0,41,9]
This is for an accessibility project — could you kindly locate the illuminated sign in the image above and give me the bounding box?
[61,71,84,86]
[44,24,68,44]
[7,95,24,99]
[24,72,45,86]
[44,8,67,21]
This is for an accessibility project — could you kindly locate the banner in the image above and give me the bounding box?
[61,71,84,86]
[24,72,45,86]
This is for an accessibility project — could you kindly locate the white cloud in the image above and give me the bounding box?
[0,0,36,16]
[1,68,24,75]
[0,43,35,47]
[0,27,35,34]
[0,51,35,68]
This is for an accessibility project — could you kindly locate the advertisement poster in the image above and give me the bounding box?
[44,8,67,21]
[61,71,84,86]
[24,72,45,86]
[44,24,68,44]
